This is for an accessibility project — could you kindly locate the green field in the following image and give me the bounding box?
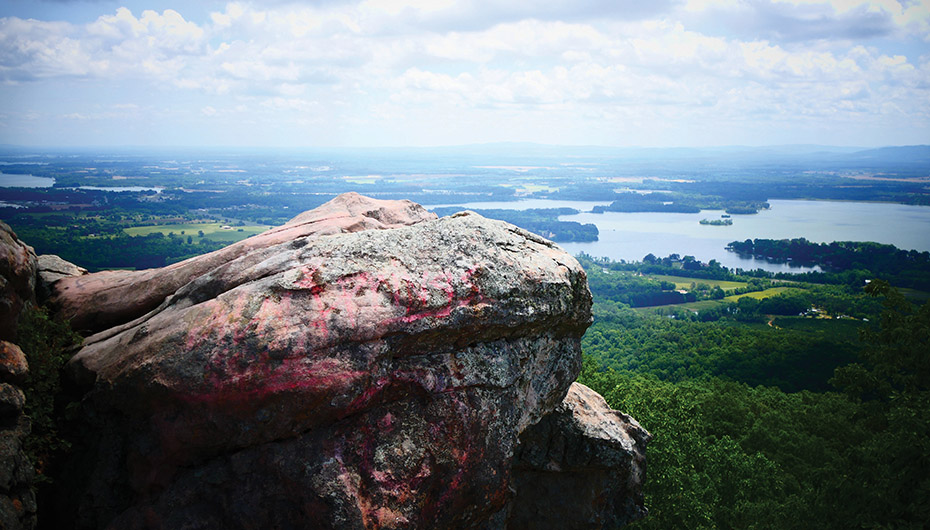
[515,184,558,193]
[636,286,802,314]
[647,274,748,290]
[634,299,725,314]
[723,286,798,301]
[344,176,380,185]
[124,222,270,242]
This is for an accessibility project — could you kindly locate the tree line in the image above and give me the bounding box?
[729,238,930,290]
[579,257,930,528]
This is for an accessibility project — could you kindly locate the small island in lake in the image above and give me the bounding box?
[700,218,733,226]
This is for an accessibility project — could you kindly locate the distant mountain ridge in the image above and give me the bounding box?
[1,142,926,175]
[843,145,930,162]
[452,142,927,157]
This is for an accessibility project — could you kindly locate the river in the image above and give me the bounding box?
[425,199,930,274]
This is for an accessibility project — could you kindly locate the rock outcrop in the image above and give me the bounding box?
[0,221,37,343]
[0,222,36,530]
[29,194,648,529]
[0,341,35,530]
[49,192,437,334]
[507,382,651,529]
[35,254,87,304]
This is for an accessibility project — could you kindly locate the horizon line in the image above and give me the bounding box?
[2,142,928,152]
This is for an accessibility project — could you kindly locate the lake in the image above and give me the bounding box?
[431,199,930,274]
[0,172,55,188]
[427,199,612,211]
[77,186,164,193]
[0,175,163,196]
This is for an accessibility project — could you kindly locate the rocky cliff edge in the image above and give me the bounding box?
[8,193,648,529]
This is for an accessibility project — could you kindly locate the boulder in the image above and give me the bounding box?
[0,224,38,530]
[0,384,25,417]
[0,221,37,342]
[48,192,438,334]
[35,254,87,303]
[0,342,28,386]
[0,415,35,530]
[507,382,651,529]
[61,196,597,529]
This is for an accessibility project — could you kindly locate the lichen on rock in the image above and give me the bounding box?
[32,193,649,529]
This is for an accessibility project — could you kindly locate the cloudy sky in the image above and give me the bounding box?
[1,0,928,148]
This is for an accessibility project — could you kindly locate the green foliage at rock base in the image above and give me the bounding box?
[15,308,81,481]
[579,284,930,529]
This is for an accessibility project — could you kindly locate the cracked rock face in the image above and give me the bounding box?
[49,192,439,335]
[507,382,651,529]
[0,222,37,530]
[0,221,37,343]
[59,194,595,529]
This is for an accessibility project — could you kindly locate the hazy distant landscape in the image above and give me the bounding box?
[3,0,930,527]
[2,143,928,269]
[4,142,929,528]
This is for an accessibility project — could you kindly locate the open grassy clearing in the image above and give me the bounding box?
[633,300,725,314]
[634,286,803,314]
[512,184,558,193]
[646,274,748,290]
[124,222,270,242]
[343,177,380,185]
[723,286,799,301]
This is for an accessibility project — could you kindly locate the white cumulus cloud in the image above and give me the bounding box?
[0,0,927,146]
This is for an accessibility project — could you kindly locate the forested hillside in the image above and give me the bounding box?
[4,148,928,528]
[728,238,930,290]
[579,260,930,528]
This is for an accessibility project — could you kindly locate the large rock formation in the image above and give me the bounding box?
[508,382,651,529]
[0,341,35,530]
[0,222,36,530]
[49,192,437,334]
[37,194,648,529]
[35,254,87,304]
[0,221,37,342]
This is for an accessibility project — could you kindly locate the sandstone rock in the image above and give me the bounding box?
[0,221,37,342]
[35,254,87,303]
[49,193,438,334]
[61,196,594,529]
[507,382,651,529]
[36,254,87,284]
[0,415,36,530]
[0,342,28,386]
[0,225,38,530]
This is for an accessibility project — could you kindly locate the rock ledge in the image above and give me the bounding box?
[24,194,648,529]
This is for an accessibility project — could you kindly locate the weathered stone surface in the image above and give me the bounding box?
[61,195,595,529]
[507,382,651,529]
[0,417,32,490]
[0,224,38,530]
[0,401,35,530]
[49,192,438,334]
[36,254,87,303]
[0,221,37,342]
[0,342,28,386]
[0,384,25,417]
